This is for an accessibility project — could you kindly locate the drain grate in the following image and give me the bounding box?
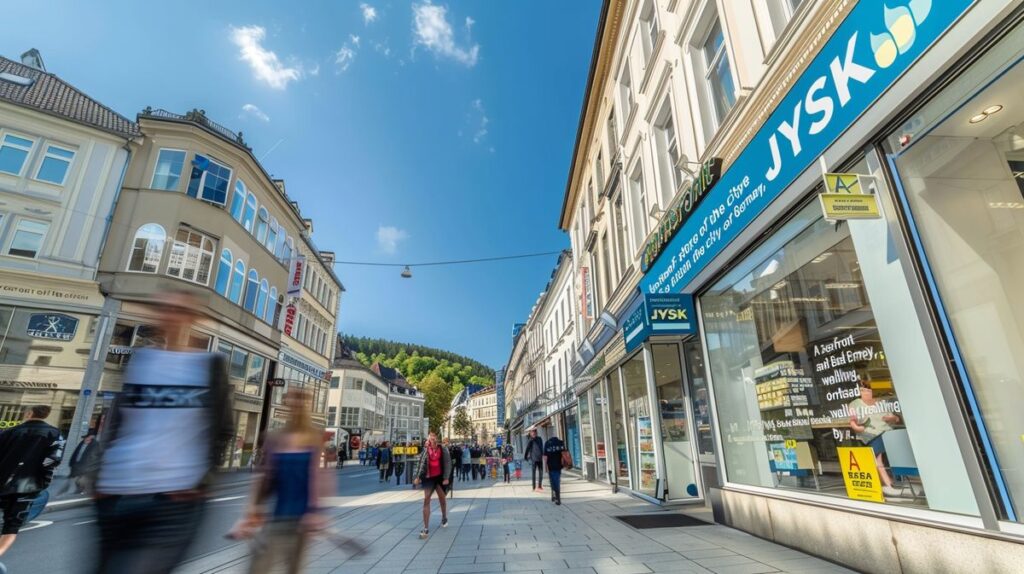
[614,513,709,529]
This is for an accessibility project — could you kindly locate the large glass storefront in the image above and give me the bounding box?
[882,21,1024,522]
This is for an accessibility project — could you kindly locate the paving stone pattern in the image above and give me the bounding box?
[179,474,858,574]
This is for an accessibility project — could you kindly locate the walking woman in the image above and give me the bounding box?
[412,432,450,539]
[229,388,333,574]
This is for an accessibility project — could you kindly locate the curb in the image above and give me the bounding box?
[41,476,259,515]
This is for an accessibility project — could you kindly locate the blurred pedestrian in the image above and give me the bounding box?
[469,443,482,480]
[230,388,334,574]
[544,433,567,505]
[460,444,471,481]
[91,290,233,574]
[525,429,544,492]
[66,428,99,495]
[378,442,392,483]
[501,444,514,484]
[412,432,450,539]
[0,405,64,558]
[443,438,456,498]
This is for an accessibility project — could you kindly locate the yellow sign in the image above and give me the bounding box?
[406,446,419,456]
[823,173,862,195]
[838,447,884,502]
[819,193,881,220]
[784,439,797,449]
[393,446,405,455]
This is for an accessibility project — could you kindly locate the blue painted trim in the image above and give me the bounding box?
[885,154,1016,521]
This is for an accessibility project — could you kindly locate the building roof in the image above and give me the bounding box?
[0,56,140,139]
[470,386,496,398]
[371,362,415,391]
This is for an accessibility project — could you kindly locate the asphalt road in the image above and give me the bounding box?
[1,463,390,574]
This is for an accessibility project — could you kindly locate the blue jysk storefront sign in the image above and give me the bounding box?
[640,0,972,296]
[26,313,79,341]
[623,294,697,353]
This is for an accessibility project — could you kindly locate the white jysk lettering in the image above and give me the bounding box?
[132,387,208,408]
[765,32,875,182]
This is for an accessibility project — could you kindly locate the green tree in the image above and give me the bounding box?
[418,371,454,435]
[452,406,472,440]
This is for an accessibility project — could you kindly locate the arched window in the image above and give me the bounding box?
[283,237,294,262]
[215,249,232,296]
[256,207,269,243]
[267,287,278,324]
[229,260,246,304]
[256,279,269,318]
[243,269,259,311]
[230,180,246,222]
[242,192,257,232]
[266,217,278,253]
[276,232,288,260]
[127,223,166,273]
[166,227,215,285]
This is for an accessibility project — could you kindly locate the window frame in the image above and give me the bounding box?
[165,226,216,286]
[126,223,167,273]
[33,143,76,186]
[243,269,259,312]
[150,148,187,191]
[6,217,49,259]
[0,132,35,177]
[701,17,738,126]
[215,248,233,296]
[229,260,246,304]
[186,153,233,206]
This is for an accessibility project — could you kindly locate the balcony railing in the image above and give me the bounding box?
[141,107,251,151]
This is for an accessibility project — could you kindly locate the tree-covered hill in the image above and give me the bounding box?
[339,334,495,433]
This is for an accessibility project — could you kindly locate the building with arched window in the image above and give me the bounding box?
[94,108,343,468]
[0,51,138,446]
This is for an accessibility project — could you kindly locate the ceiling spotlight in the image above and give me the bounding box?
[983,104,1004,115]
[401,266,412,279]
[970,113,989,124]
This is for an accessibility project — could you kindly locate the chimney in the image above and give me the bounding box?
[20,49,45,72]
[272,179,286,195]
[303,218,313,235]
[319,251,336,266]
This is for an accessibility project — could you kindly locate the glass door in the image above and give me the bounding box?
[684,338,719,493]
[593,381,610,482]
[623,352,656,496]
[652,343,701,501]
[608,370,631,488]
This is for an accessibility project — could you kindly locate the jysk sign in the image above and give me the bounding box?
[623,294,697,353]
[26,313,79,341]
[640,0,971,295]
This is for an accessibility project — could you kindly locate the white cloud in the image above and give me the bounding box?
[350,34,361,47]
[376,226,409,254]
[360,3,378,25]
[469,98,489,144]
[336,46,356,72]
[465,16,475,31]
[241,103,270,122]
[229,25,303,90]
[373,40,392,58]
[310,63,320,76]
[412,2,479,67]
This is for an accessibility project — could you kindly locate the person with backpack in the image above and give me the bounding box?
[0,405,64,558]
[412,432,450,539]
[91,290,234,574]
[524,428,544,492]
[544,433,569,505]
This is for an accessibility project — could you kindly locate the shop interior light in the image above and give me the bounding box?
[970,113,989,124]
[970,104,1004,124]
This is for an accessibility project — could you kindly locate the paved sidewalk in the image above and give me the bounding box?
[178,474,857,574]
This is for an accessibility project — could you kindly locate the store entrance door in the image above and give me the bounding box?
[683,338,719,501]
[651,342,702,502]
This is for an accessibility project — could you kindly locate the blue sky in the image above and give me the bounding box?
[1,1,601,369]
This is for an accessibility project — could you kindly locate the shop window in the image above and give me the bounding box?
[609,370,630,488]
[151,149,186,191]
[7,218,48,259]
[0,306,94,369]
[165,227,215,285]
[0,133,34,176]
[127,223,166,273]
[883,25,1024,520]
[246,354,265,396]
[701,201,937,508]
[186,154,231,205]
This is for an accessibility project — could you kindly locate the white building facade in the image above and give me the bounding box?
[558,0,1024,569]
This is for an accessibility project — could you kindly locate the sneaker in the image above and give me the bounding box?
[441,517,449,528]
[419,529,429,539]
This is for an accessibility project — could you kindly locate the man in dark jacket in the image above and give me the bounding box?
[0,405,65,556]
[524,428,544,492]
[544,434,567,505]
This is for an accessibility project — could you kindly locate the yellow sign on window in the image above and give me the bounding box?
[823,173,862,195]
[393,446,405,455]
[837,446,884,502]
[819,193,881,220]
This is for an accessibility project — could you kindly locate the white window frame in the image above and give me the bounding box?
[150,148,187,191]
[33,143,76,186]
[639,0,660,66]
[187,153,233,206]
[126,223,166,273]
[6,217,49,259]
[625,158,649,256]
[165,226,216,285]
[0,132,35,177]
[652,96,684,208]
[700,16,738,127]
